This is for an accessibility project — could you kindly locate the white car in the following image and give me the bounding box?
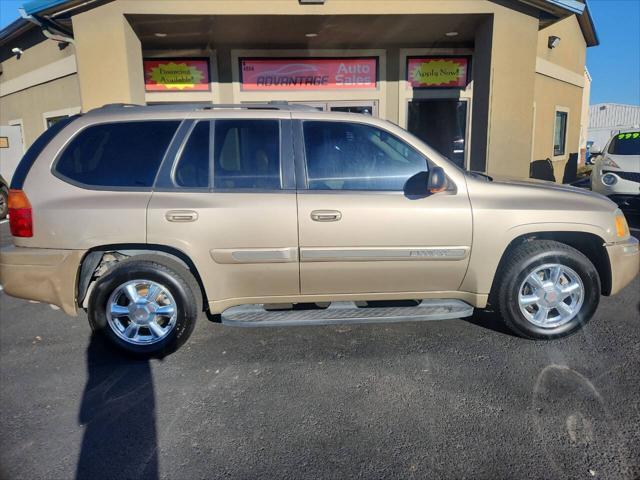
[591,129,640,213]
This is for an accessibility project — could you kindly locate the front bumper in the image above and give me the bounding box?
[605,236,640,296]
[0,246,85,316]
[608,194,640,214]
[591,169,640,197]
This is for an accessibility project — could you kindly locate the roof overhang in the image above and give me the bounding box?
[578,2,599,47]
[1,0,599,47]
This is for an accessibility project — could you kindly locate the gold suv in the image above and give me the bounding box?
[1,103,638,356]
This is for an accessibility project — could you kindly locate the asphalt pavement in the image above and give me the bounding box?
[1,218,639,480]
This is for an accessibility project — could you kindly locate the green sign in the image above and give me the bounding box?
[617,132,640,140]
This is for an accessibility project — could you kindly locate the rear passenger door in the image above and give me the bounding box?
[147,112,300,311]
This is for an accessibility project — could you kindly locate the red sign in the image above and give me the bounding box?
[144,59,210,91]
[407,57,469,88]
[240,58,378,91]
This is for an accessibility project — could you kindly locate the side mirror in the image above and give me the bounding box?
[427,166,447,193]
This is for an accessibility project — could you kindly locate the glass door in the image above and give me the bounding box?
[293,101,378,117]
[328,101,377,116]
[407,99,469,169]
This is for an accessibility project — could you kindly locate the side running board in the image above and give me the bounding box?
[221,299,474,328]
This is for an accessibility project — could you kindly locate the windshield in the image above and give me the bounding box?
[607,132,640,155]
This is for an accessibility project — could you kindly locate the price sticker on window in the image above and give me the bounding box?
[617,132,640,140]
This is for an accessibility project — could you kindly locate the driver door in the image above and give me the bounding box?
[293,116,472,296]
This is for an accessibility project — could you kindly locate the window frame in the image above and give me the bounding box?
[51,119,183,192]
[552,107,569,159]
[170,120,215,190]
[42,107,81,131]
[295,119,432,193]
[156,118,295,193]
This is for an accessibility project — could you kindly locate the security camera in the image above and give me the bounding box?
[11,47,23,59]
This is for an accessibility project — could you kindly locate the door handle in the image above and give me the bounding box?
[165,210,198,222]
[311,210,342,222]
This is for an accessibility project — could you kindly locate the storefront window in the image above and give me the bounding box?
[46,115,69,128]
[554,111,568,156]
[407,99,468,169]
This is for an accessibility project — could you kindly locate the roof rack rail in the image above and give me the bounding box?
[90,101,321,113]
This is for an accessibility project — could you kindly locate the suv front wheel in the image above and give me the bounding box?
[492,240,601,339]
[88,256,201,356]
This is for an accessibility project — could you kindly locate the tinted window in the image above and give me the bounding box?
[11,115,79,189]
[175,121,210,188]
[553,111,568,156]
[303,121,427,191]
[55,121,180,188]
[213,120,281,190]
[608,132,640,155]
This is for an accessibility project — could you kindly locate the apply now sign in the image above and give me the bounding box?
[407,57,470,88]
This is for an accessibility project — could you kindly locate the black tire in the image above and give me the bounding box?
[491,240,600,340]
[0,186,8,220]
[88,256,201,357]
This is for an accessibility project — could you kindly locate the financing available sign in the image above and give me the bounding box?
[240,57,378,91]
[144,58,210,91]
[407,57,470,89]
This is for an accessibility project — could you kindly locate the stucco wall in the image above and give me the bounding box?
[0,29,75,82]
[536,16,586,75]
[532,15,587,181]
[0,74,81,146]
[532,75,583,179]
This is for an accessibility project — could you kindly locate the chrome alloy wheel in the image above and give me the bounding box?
[518,263,585,328]
[106,279,177,345]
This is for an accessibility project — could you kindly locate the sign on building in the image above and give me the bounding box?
[144,58,211,91]
[240,57,378,91]
[407,57,470,88]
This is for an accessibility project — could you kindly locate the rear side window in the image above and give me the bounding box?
[213,120,281,190]
[55,121,180,188]
[11,115,79,189]
[174,121,211,188]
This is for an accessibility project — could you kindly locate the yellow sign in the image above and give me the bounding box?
[144,59,210,91]
[407,57,469,88]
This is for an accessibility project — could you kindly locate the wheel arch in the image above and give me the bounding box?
[77,243,208,311]
[488,231,612,304]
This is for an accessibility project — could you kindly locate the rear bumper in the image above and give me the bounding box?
[0,246,85,316]
[605,236,640,296]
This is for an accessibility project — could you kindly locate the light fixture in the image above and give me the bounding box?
[11,47,23,59]
[548,35,561,49]
[445,31,459,37]
[154,32,167,38]
[305,33,318,38]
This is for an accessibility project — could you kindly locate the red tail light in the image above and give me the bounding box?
[8,189,33,238]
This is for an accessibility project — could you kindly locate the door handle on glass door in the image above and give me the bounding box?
[165,210,198,222]
[310,210,342,222]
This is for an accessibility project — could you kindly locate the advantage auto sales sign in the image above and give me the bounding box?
[240,57,378,91]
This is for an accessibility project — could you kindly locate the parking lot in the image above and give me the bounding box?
[0,217,639,480]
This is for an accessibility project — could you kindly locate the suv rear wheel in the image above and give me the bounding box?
[492,240,600,339]
[88,256,201,356]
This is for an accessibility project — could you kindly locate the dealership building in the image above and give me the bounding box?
[0,0,597,181]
